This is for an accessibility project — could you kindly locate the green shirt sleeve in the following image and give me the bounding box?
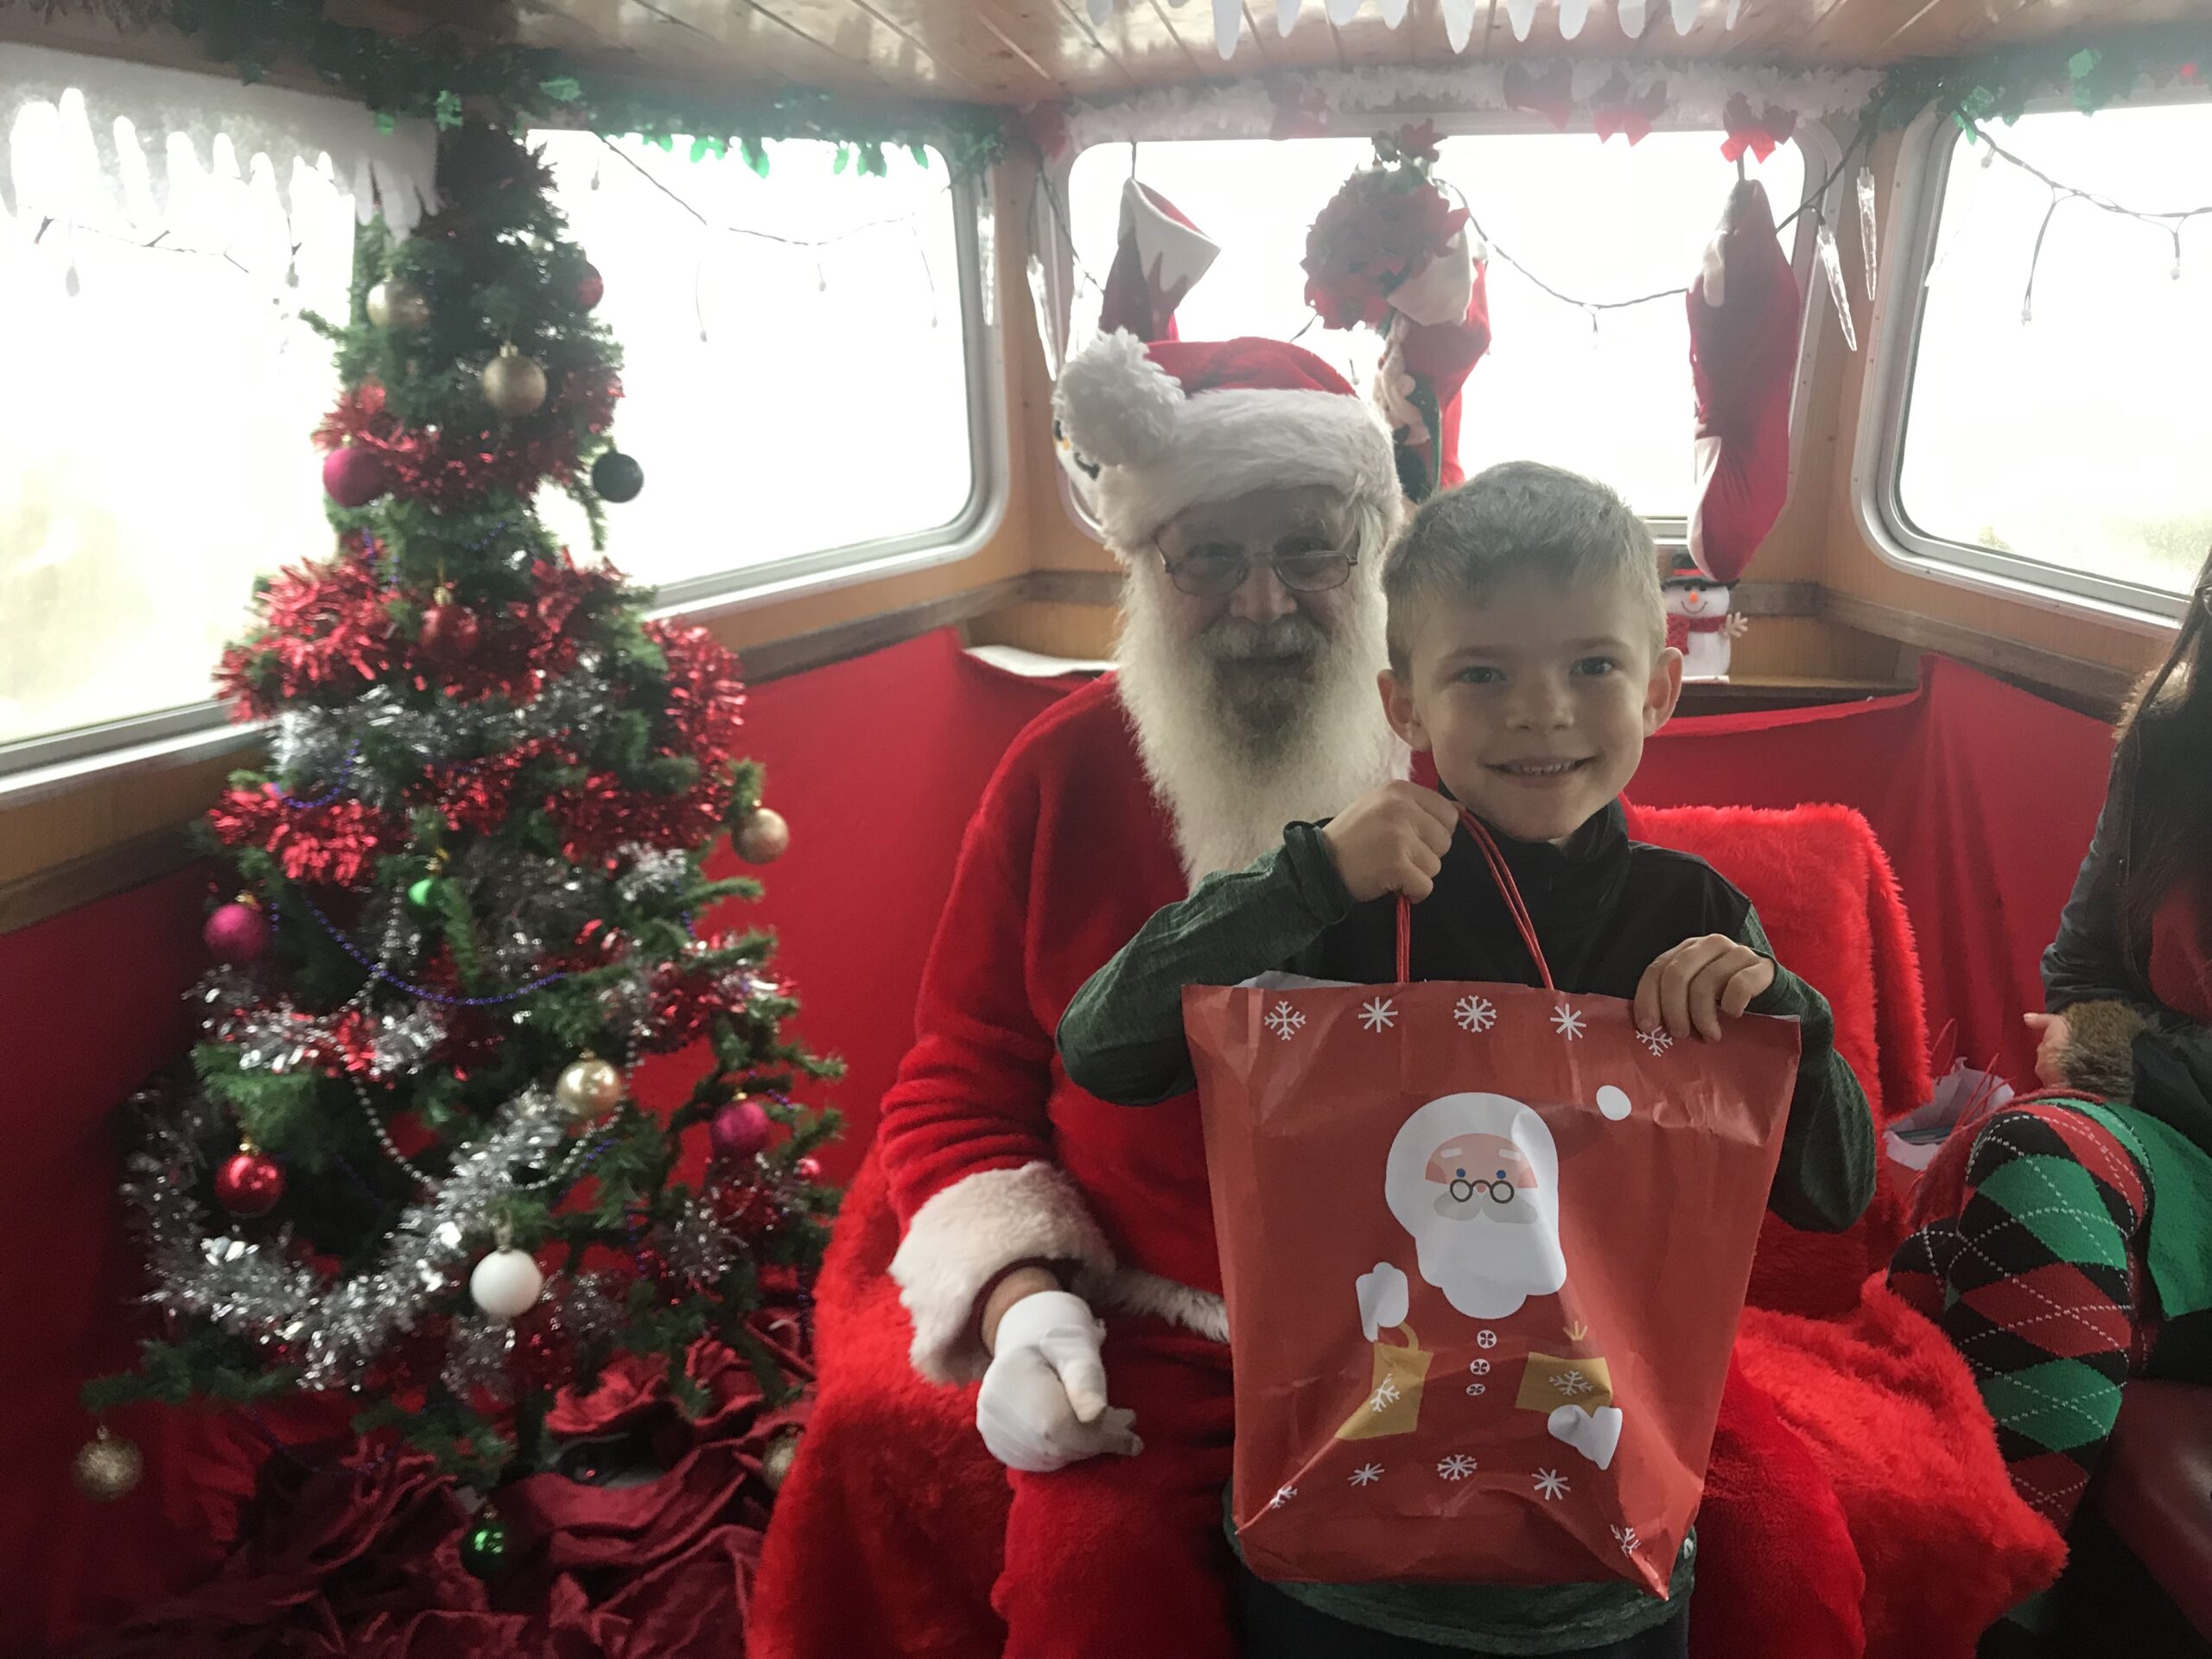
[1058,822,1353,1107]
[1738,905,1878,1234]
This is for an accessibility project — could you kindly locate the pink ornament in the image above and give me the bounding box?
[577,263,605,309]
[323,445,390,507]
[795,1156,823,1184]
[204,900,270,965]
[709,1097,772,1161]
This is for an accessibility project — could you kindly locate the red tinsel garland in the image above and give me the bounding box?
[315,374,620,512]
[208,788,398,887]
[217,538,397,717]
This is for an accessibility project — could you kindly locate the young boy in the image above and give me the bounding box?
[1057,461,1876,1657]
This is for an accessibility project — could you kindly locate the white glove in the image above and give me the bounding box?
[976,1290,1143,1473]
[1356,1262,1410,1342]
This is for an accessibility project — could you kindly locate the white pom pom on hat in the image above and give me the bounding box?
[1052,330,1399,550]
[1053,327,1185,468]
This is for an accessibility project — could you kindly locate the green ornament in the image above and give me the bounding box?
[407,876,442,912]
[460,1514,509,1578]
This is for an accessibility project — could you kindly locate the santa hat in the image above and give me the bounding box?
[1053,332,1399,550]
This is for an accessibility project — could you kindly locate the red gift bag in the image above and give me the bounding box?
[1185,813,1799,1596]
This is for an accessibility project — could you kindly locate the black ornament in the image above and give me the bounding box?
[592,450,645,503]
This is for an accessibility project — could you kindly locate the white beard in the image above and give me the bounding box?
[1387,1094,1568,1321]
[1114,567,1405,886]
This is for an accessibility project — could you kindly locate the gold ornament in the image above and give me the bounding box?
[735,807,791,865]
[760,1427,803,1491]
[73,1427,143,1501]
[365,278,429,331]
[556,1053,624,1120]
[480,343,549,416]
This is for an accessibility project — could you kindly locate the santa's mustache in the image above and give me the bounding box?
[1199,612,1329,666]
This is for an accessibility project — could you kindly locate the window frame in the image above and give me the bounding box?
[0,157,1007,799]
[1041,115,1842,554]
[1850,97,2194,633]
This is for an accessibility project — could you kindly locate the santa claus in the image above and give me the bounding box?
[878,325,1408,1656]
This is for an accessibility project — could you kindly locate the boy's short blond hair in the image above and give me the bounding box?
[1382,462,1664,677]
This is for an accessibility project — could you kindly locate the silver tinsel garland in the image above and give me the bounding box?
[657,1198,737,1287]
[129,1088,571,1388]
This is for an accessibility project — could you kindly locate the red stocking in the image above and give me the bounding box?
[1687,179,1801,582]
[1097,180,1218,342]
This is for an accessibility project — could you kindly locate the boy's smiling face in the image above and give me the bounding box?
[1382,570,1682,845]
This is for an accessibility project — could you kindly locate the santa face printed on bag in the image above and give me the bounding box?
[1385,1092,1567,1319]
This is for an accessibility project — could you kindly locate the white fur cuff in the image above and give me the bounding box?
[891,1163,1116,1384]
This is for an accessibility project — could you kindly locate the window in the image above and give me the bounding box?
[1878,101,2211,609]
[0,92,360,760]
[532,134,987,603]
[1065,129,1809,520]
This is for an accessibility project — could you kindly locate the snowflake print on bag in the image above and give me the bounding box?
[1551,1003,1586,1040]
[1437,1453,1478,1481]
[1550,1368,1593,1399]
[1350,1463,1383,1487]
[1271,1484,1297,1510]
[1264,1001,1306,1042]
[1453,995,1496,1033]
[1611,1524,1642,1554]
[1533,1469,1570,1500]
[1359,996,1398,1033]
[1638,1027,1675,1056]
[1369,1376,1402,1414]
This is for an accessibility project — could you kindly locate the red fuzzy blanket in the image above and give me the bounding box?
[752,804,2063,1658]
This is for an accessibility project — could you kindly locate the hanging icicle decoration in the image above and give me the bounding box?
[1441,0,1482,48]
[1671,0,1699,35]
[1618,0,1649,36]
[2020,189,2063,326]
[1815,213,1857,352]
[1854,164,1879,303]
[1559,0,1591,40]
[1504,0,1539,41]
[1027,252,1063,381]
[1279,0,1304,33]
[1726,0,1743,25]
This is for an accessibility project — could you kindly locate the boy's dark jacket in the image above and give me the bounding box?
[1060,798,1875,1236]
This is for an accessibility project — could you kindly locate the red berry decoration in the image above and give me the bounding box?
[709,1097,772,1161]
[418,601,481,666]
[322,445,390,507]
[203,899,270,965]
[576,263,604,309]
[215,1147,286,1217]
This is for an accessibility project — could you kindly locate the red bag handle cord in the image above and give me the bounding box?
[1394,807,1556,992]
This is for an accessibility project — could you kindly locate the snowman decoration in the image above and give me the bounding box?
[1661,550,1749,683]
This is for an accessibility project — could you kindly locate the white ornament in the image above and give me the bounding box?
[1618,0,1648,36]
[469,1247,544,1320]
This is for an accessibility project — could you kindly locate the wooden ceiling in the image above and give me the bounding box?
[503,0,2203,101]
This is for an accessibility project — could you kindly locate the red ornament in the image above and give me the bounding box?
[204,900,270,965]
[215,1147,286,1216]
[418,602,482,666]
[794,1156,823,1184]
[577,264,605,309]
[710,1097,772,1161]
[322,445,390,507]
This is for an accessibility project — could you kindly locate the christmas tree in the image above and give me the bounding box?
[75,121,840,1539]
